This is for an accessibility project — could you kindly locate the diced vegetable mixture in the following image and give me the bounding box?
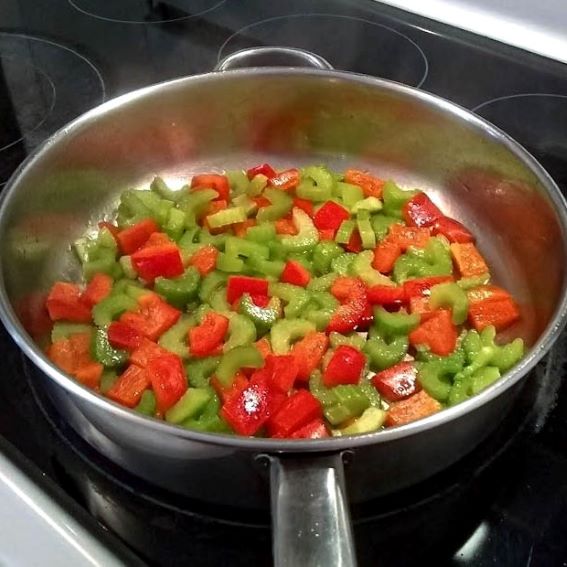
[44,165,524,438]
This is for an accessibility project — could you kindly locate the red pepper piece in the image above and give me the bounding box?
[388,224,431,251]
[147,353,187,414]
[263,354,300,392]
[226,275,269,304]
[252,195,272,209]
[188,245,219,276]
[46,282,92,323]
[116,218,159,255]
[247,163,277,180]
[289,418,330,439]
[318,228,336,241]
[75,362,105,388]
[450,242,489,278]
[120,293,181,341]
[108,321,144,351]
[81,273,113,308]
[129,338,169,367]
[211,372,249,405]
[345,229,363,253]
[373,361,420,401]
[293,197,314,217]
[275,217,298,235]
[254,337,272,360]
[373,241,402,274]
[432,217,475,243]
[142,232,173,249]
[402,192,443,228]
[98,221,120,240]
[251,294,271,308]
[467,286,520,331]
[323,345,366,387]
[107,364,151,408]
[313,201,350,234]
[191,173,230,202]
[188,312,229,357]
[356,301,374,331]
[233,219,256,238]
[221,372,286,436]
[291,332,329,381]
[131,243,184,282]
[367,285,406,306]
[408,296,435,320]
[344,169,385,198]
[281,260,311,287]
[267,390,323,438]
[385,390,442,427]
[327,277,368,334]
[402,276,454,301]
[269,168,300,191]
[409,309,457,356]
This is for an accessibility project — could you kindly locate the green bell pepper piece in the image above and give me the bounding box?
[185,356,221,388]
[271,319,316,354]
[92,294,138,327]
[269,282,311,319]
[364,335,409,371]
[330,253,356,276]
[382,181,419,218]
[245,223,276,243]
[374,307,420,339]
[216,345,263,387]
[239,294,282,334]
[429,282,469,325]
[351,250,395,287]
[100,370,118,394]
[329,332,366,350]
[158,315,194,359]
[307,273,338,292]
[279,208,319,252]
[91,327,129,368]
[333,407,386,436]
[51,323,93,343]
[165,388,212,424]
[312,241,343,275]
[198,271,227,303]
[207,206,248,229]
[224,314,257,352]
[337,182,363,208]
[154,267,200,308]
[256,188,293,222]
[226,170,249,195]
[135,390,157,416]
[335,220,355,245]
[371,214,403,241]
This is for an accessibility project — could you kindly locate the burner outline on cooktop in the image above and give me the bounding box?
[472,92,567,112]
[217,13,429,88]
[67,0,226,25]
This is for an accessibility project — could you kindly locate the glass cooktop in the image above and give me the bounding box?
[1,0,567,565]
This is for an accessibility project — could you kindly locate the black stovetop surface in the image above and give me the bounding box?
[1,1,567,566]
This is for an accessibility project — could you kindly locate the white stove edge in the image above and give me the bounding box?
[0,450,127,567]
[374,0,567,66]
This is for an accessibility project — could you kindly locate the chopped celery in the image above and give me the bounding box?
[256,188,293,222]
[279,208,319,252]
[207,206,247,229]
[165,388,212,424]
[224,314,257,352]
[216,346,263,387]
[335,220,355,245]
[271,319,316,354]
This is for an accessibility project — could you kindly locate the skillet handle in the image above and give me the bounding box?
[267,453,357,567]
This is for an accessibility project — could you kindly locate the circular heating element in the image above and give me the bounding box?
[67,0,226,24]
[0,33,105,186]
[473,93,567,189]
[218,13,429,88]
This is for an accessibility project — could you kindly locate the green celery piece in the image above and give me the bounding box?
[239,294,281,334]
[198,271,227,303]
[457,273,491,290]
[337,182,363,208]
[364,335,408,371]
[333,407,386,436]
[207,206,248,229]
[158,315,195,359]
[100,370,118,394]
[352,197,383,214]
[287,252,313,272]
[197,229,227,250]
[183,415,231,433]
[429,282,469,325]
[371,214,403,241]
[312,241,343,275]
[226,170,249,195]
[418,359,461,402]
[359,381,382,408]
[91,328,129,368]
[177,227,201,258]
[134,190,173,224]
[335,220,355,245]
[357,218,377,249]
[447,373,473,406]
[135,390,157,416]
[382,181,419,218]
[271,319,316,354]
[296,179,333,202]
[209,287,231,312]
[82,247,119,281]
[304,291,339,331]
[307,273,338,292]
[374,307,419,339]
[225,236,269,259]
[51,323,93,343]
[245,223,276,243]
[268,240,288,261]
[179,188,217,227]
[111,278,143,296]
[119,255,137,279]
[216,252,245,273]
[393,237,453,283]
[165,388,213,424]
[303,165,335,192]
[154,267,200,308]
[309,372,336,407]
[118,190,153,225]
[356,209,371,221]
[329,332,366,350]
[269,282,311,319]
[351,251,395,287]
[216,346,263,387]
[92,294,138,327]
[150,176,183,203]
[470,366,501,395]
[324,385,371,425]
[279,208,319,252]
[256,188,293,222]
[246,174,268,197]
[330,253,356,276]
[224,314,257,352]
[232,194,257,216]
[122,283,148,300]
[245,255,285,279]
[185,356,221,388]
[462,327,524,373]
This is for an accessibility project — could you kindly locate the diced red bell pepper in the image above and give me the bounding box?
[247,163,277,180]
[402,192,443,228]
[221,372,286,436]
[467,286,520,331]
[408,296,435,320]
[281,260,311,287]
[345,229,363,253]
[120,293,181,341]
[269,168,300,191]
[367,285,406,306]
[357,301,374,331]
[267,390,322,438]
[191,173,230,202]
[263,354,300,392]
[432,217,475,243]
[388,224,431,251]
[74,362,104,389]
[107,364,151,408]
[254,337,272,360]
[373,241,402,274]
[142,232,173,249]
[373,361,420,401]
[131,243,184,282]
[328,277,369,334]
[108,321,144,351]
[402,276,454,301]
[323,345,366,387]
[211,372,249,405]
[289,418,330,439]
[129,338,169,367]
[116,218,159,255]
[188,312,229,357]
[251,294,271,308]
[344,169,385,198]
[146,352,187,414]
[291,332,329,381]
[188,245,219,276]
[313,201,350,234]
[252,195,272,209]
[98,221,120,239]
[385,390,442,427]
[46,282,92,323]
[226,275,269,304]
[293,197,314,217]
[81,273,113,308]
[409,309,457,356]
[318,228,336,241]
[274,217,297,235]
[233,219,256,238]
[450,243,489,277]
